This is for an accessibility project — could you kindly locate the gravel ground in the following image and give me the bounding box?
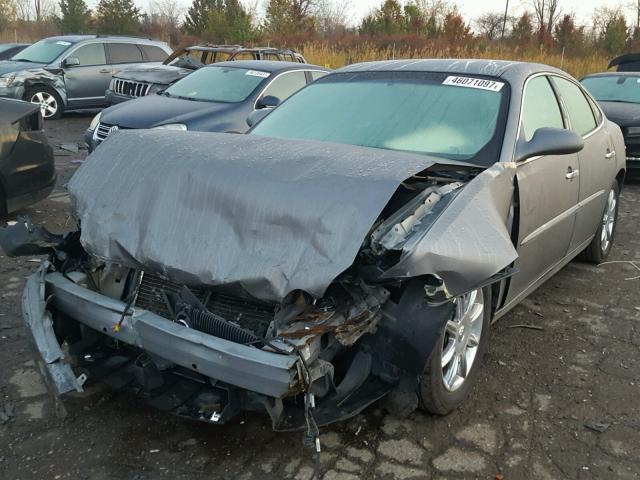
[0,115,639,480]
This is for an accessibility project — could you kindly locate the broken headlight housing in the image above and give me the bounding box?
[0,73,16,88]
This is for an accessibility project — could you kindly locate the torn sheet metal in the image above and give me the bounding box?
[380,162,518,296]
[69,130,440,302]
[0,217,64,256]
[22,264,84,396]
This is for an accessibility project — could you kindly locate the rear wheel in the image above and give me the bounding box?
[582,181,619,264]
[25,86,63,120]
[418,287,491,415]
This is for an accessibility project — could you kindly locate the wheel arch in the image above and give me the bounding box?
[23,80,68,107]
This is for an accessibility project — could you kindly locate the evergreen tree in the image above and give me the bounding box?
[57,0,91,34]
[184,0,216,36]
[205,0,253,43]
[95,0,141,34]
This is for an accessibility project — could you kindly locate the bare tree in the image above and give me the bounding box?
[531,0,561,34]
[476,11,504,40]
[148,0,183,30]
[314,0,351,35]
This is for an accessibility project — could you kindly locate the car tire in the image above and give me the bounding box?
[25,86,63,120]
[582,181,620,264]
[418,287,491,415]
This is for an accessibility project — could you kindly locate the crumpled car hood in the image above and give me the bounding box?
[114,65,190,85]
[0,60,47,76]
[69,130,442,301]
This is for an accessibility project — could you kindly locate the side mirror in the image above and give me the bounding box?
[515,127,584,163]
[256,95,280,109]
[64,57,80,67]
[246,108,272,128]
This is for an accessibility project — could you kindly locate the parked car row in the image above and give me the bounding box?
[107,45,306,104]
[0,37,308,120]
[0,55,627,443]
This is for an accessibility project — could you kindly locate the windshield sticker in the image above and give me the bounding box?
[443,76,504,92]
[246,70,270,78]
[56,41,72,46]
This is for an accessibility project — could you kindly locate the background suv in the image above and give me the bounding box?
[0,35,172,119]
[107,45,307,104]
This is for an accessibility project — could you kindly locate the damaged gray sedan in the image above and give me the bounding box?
[0,60,626,439]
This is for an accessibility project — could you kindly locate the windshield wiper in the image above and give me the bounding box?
[13,58,34,62]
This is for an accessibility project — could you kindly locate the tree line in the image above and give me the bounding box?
[0,0,637,57]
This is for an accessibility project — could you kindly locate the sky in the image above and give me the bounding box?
[87,0,633,28]
[344,0,625,26]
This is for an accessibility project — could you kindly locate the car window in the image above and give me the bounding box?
[581,75,640,104]
[552,77,597,136]
[263,53,281,61]
[164,66,267,102]
[232,52,256,60]
[108,43,143,63]
[12,38,75,64]
[310,71,328,81]
[140,45,167,62]
[252,71,508,165]
[260,71,307,103]
[586,95,603,124]
[521,76,564,141]
[72,43,106,66]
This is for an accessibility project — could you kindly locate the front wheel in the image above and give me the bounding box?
[25,87,63,120]
[418,287,491,415]
[582,181,620,264]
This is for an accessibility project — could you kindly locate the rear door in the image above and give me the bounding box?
[506,75,580,302]
[107,42,145,76]
[550,75,617,252]
[63,42,111,107]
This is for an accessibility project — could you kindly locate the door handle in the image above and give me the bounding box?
[565,168,579,180]
[604,150,615,159]
[99,68,111,73]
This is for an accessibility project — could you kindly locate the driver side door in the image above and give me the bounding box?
[63,42,111,108]
[506,75,580,304]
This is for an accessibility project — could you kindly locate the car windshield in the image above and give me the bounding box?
[164,66,267,102]
[12,38,75,63]
[581,75,640,104]
[251,71,509,164]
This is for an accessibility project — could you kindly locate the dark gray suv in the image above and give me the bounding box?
[0,35,172,119]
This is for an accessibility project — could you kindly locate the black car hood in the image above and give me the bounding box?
[0,60,47,76]
[599,101,640,127]
[69,130,444,302]
[101,94,236,129]
[114,65,191,85]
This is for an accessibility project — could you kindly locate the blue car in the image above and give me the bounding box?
[85,60,329,151]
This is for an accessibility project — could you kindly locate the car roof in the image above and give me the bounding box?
[338,59,570,84]
[0,43,29,47]
[42,35,165,45]
[185,45,302,55]
[207,60,326,72]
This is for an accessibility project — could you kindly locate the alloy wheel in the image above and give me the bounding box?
[441,288,484,392]
[30,91,58,119]
[600,188,617,254]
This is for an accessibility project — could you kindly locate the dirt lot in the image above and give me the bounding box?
[0,115,639,480]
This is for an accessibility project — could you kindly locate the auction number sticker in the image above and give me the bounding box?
[443,76,504,92]
[246,70,270,78]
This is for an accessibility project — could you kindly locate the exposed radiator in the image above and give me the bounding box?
[134,272,274,336]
